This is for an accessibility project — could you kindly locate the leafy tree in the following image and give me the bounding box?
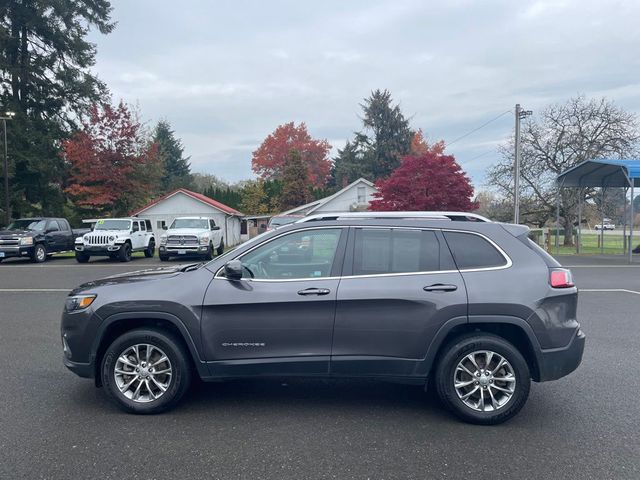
[334,89,413,185]
[279,149,310,211]
[63,101,161,216]
[410,129,445,156]
[252,122,331,188]
[487,96,638,245]
[370,150,478,211]
[153,120,192,192]
[0,0,114,218]
[239,180,271,215]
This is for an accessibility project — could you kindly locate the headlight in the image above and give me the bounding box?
[199,235,209,245]
[65,294,97,312]
[108,235,115,242]
[19,237,34,246]
[160,234,167,245]
[83,235,89,241]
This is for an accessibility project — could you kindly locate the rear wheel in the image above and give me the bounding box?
[101,329,192,414]
[32,244,47,263]
[144,240,155,258]
[75,252,90,263]
[216,238,224,255]
[118,243,132,262]
[435,333,530,425]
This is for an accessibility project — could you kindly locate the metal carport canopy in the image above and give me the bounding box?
[556,159,640,263]
[557,159,640,187]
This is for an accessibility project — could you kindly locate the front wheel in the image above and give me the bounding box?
[32,244,47,263]
[118,243,132,262]
[435,333,530,425]
[75,252,90,263]
[216,238,224,255]
[101,329,192,414]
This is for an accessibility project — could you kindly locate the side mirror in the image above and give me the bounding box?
[224,259,243,280]
[162,225,168,230]
[212,225,220,231]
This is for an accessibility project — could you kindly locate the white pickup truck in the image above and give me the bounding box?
[158,217,224,261]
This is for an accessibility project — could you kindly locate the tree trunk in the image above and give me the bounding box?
[562,214,575,247]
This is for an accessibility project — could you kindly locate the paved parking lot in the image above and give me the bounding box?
[1,255,639,479]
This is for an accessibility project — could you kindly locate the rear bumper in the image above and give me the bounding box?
[537,328,585,381]
[0,245,34,259]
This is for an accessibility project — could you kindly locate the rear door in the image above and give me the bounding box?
[200,227,347,376]
[44,220,63,252]
[131,221,143,250]
[331,227,468,376]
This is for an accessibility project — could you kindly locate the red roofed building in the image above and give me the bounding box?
[131,188,244,246]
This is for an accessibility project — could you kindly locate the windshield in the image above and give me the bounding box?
[170,219,209,229]
[6,219,46,231]
[94,219,131,231]
[269,216,299,227]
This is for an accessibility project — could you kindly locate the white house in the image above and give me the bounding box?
[131,188,244,246]
[282,178,378,216]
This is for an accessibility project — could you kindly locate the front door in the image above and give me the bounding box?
[200,227,346,376]
[331,227,467,377]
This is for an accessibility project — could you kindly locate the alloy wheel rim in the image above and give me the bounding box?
[453,350,516,412]
[37,247,45,261]
[114,344,172,403]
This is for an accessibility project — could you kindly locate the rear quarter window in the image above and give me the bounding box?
[443,231,507,270]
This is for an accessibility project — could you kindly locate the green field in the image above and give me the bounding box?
[548,233,632,255]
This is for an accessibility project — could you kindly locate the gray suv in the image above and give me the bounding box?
[61,212,584,424]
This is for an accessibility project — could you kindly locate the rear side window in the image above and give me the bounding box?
[443,231,507,270]
[353,228,440,275]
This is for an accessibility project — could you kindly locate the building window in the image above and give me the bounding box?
[157,220,166,230]
[357,186,366,204]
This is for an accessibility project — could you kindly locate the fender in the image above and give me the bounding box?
[415,315,467,376]
[91,311,209,379]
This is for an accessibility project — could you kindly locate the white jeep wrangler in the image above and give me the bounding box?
[158,217,224,261]
[74,218,155,263]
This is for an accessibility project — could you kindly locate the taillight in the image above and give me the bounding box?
[549,268,574,288]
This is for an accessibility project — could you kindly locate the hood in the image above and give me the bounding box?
[164,228,209,236]
[0,229,37,237]
[86,229,129,236]
[71,262,204,293]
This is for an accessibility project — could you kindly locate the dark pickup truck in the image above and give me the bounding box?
[0,218,89,263]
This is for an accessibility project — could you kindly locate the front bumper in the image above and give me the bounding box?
[61,307,102,379]
[159,245,210,256]
[0,245,34,259]
[537,328,585,381]
[75,244,121,254]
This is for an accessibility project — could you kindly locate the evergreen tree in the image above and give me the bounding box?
[280,149,310,210]
[153,120,192,192]
[334,89,413,185]
[0,0,114,218]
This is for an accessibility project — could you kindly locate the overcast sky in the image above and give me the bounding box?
[89,0,640,189]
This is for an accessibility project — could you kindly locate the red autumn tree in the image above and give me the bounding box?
[252,122,332,188]
[369,150,479,211]
[64,101,162,216]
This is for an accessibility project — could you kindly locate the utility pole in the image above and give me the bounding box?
[1,111,15,226]
[514,104,532,224]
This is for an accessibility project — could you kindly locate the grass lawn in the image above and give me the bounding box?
[549,233,631,255]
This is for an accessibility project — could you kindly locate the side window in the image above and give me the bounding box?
[132,221,139,233]
[239,229,342,279]
[145,220,152,231]
[353,228,440,275]
[140,221,146,231]
[443,231,507,270]
[48,220,60,232]
[210,219,216,229]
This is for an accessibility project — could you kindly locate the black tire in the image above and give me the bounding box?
[75,252,90,263]
[118,242,132,262]
[204,242,213,261]
[435,333,530,425]
[101,328,192,414]
[31,243,47,263]
[216,238,224,255]
[159,253,169,262]
[144,240,155,258]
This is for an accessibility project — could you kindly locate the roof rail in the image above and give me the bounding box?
[297,211,491,223]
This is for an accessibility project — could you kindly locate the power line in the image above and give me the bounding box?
[446,110,511,147]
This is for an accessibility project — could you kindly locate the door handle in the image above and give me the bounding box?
[297,288,331,296]
[423,284,458,292]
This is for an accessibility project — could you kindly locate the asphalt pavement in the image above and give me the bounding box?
[0,255,639,479]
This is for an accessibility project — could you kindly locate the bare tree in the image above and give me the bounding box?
[488,96,639,246]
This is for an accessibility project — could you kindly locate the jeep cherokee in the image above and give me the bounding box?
[61,212,584,424]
